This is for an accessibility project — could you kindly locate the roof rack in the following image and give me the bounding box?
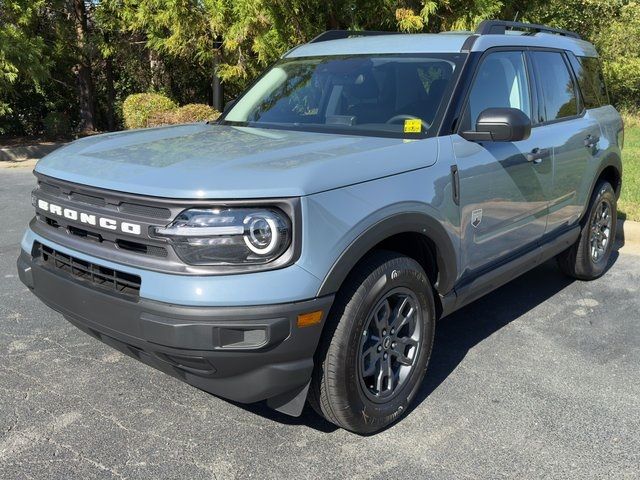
[309,30,401,44]
[475,20,581,39]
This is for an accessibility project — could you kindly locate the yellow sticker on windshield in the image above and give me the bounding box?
[403,119,422,133]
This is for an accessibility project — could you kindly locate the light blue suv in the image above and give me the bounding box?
[17,20,623,433]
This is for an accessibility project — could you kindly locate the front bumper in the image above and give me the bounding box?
[17,249,333,414]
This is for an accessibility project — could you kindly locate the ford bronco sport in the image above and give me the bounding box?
[17,20,623,434]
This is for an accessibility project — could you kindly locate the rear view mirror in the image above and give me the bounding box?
[461,107,531,142]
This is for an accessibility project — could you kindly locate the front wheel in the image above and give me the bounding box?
[557,180,617,280]
[309,251,436,434]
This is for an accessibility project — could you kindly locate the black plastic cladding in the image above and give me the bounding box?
[31,172,302,276]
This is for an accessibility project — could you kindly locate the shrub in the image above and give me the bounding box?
[43,111,71,139]
[122,93,177,129]
[148,103,220,127]
[175,103,220,123]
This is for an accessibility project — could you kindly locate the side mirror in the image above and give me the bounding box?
[461,107,531,142]
[223,98,237,114]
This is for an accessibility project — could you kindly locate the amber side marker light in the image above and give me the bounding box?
[297,310,323,328]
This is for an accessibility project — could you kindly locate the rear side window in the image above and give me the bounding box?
[569,54,609,108]
[530,51,579,121]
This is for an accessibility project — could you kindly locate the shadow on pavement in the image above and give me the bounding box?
[238,401,340,433]
[413,261,574,408]
[411,250,619,413]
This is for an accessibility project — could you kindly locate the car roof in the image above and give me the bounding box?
[286,34,470,57]
[285,32,598,59]
[473,33,597,57]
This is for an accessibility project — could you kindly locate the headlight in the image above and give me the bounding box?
[153,208,292,266]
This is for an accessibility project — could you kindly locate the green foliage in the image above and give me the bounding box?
[174,104,220,123]
[396,8,426,32]
[519,0,624,39]
[43,111,71,139]
[594,2,640,108]
[619,118,640,221]
[1,0,640,136]
[122,93,177,129]
[0,0,48,117]
[148,103,220,127]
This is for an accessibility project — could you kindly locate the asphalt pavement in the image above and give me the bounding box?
[1,168,639,479]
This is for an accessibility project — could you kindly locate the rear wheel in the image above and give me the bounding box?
[557,180,617,280]
[309,251,436,434]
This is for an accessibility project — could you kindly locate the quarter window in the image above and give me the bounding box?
[569,54,609,109]
[531,51,579,121]
[462,51,531,132]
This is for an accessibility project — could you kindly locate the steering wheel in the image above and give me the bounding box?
[385,114,430,131]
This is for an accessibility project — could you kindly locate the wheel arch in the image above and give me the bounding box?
[580,151,622,223]
[316,212,458,303]
[597,151,622,195]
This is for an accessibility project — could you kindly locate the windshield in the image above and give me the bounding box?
[221,54,464,138]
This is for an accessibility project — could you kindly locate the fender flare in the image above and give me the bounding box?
[597,151,623,195]
[580,151,623,222]
[316,212,458,298]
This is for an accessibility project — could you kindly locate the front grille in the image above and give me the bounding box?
[39,183,61,195]
[69,192,106,207]
[38,179,171,219]
[36,242,141,298]
[39,215,169,258]
[33,175,175,261]
[120,202,171,219]
[116,239,168,257]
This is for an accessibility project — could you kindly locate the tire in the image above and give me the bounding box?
[309,250,436,434]
[557,180,617,280]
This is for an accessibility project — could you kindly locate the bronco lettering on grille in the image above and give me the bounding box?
[37,199,142,235]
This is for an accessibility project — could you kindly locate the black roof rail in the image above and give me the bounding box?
[309,30,401,43]
[475,20,581,40]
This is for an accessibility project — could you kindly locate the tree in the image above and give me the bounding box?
[72,0,97,132]
[0,0,47,118]
[2,0,640,137]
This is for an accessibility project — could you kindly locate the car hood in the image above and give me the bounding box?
[35,123,438,199]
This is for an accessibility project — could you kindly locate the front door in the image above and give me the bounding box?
[453,50,552,277]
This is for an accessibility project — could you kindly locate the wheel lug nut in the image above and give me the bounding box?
[392,342,396,348]
[377,345,382,352]
[390,328,395,335]
[382,329,386,336]
[383,352,388,360]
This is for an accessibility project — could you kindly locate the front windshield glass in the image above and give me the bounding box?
[221,54,464,138]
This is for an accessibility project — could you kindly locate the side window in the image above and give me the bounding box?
[567,53,607,109]
[462,51,531,131]
[530,51,579,121]
[572,55,609,108]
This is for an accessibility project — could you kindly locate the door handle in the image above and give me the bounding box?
[526,148,549,164]
[584,134,600,149]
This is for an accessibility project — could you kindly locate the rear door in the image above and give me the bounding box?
[453,49,552,277]
[528,50,603,233]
